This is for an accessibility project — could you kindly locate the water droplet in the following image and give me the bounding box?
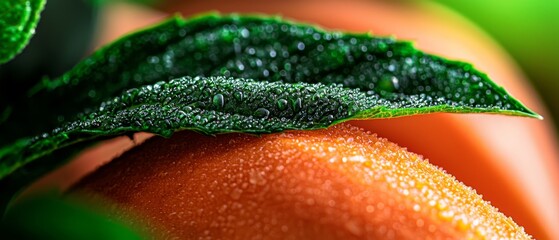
[240,28,250,38]
[233,91,244,101]
[254,108,270,118]
[377,75,399,93]
[292,98,302,111]
[212,94,225,109]
[284,63,292,71]
[456,216,469,231]
[297,42,306,51]
[416,219,425,228]
[236,61,245,71]
[247,47,256,55]
[249,170,267,185]
[276,99,288,110]
[178,29,187,37]
[405,57,413,65]
[438,210,454,220]
[88,90,96,98]
[230,188,242,200]
[312,33,321,40]
[148,56,160,64]
[220,30,233,42]
[345,220,363,236]
[178,110,188,119]
[378,42,388,51]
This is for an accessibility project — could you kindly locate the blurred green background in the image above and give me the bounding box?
[432,0,559,129]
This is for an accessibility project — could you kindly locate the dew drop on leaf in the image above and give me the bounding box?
[277,99,288,111]
[292,98,303,112]
[377,75,400,94]
[213,94,225,109]
[233,91,244,102]
[254,108,270,118]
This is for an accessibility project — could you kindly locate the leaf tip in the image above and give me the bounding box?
[525,109,544,120]
[506,105,543,119]
[507,96,543,120]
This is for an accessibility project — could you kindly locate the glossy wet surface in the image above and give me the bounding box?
[74,124,529,239]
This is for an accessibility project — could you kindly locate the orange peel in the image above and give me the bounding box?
[74,124,531,239]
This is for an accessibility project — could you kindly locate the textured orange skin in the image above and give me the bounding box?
[75,124,530,239]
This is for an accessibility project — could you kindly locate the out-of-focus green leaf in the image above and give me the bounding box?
[0,0,46,64]
[1,193,144,239]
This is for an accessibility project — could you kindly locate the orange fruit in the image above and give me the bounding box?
[74,124,530,239]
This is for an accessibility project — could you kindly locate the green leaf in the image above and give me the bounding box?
[1,0,99,114]
[0,14,539,214]
[0,0,46,64]
[1,75,539,175]
[1,193,144,239]
[0,14,539,146]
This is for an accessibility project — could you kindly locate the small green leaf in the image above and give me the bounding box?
[0,0,46,64]
[1,193,144,239]
[0,14,539,214]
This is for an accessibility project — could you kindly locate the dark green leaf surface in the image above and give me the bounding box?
[0,75,538,210]
[0,0,46,64]
[1,193,144,239]
[1,0,98,118]
[0,14,539,214]
[0,14,538,146]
